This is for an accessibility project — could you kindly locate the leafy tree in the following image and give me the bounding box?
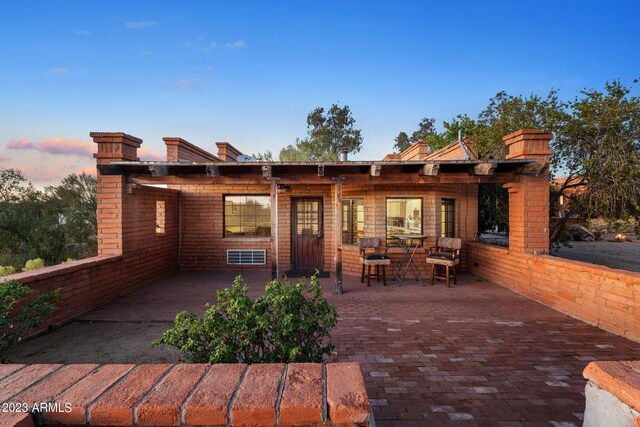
[154,274,337,363]
[551,80,640,238]
[410,117,448,150]
[1,280,60,363]
[393,131,411,153]
[0,169,35,203]
[442,114,480,144]
[46,173,98,259]
[396,116,475,154]
[471,90,568,159]
[0,169,98,267]
[280,104,363,161]
[478,183,509,233]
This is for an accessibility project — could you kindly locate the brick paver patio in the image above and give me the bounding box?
[78,271,640,426]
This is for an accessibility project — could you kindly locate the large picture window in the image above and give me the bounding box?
[441,198,455,238]
[224,195,271,237]
[386,198,423,246]
[342,199,364,244]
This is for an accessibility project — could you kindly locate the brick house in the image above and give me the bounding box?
[92,129,552,293]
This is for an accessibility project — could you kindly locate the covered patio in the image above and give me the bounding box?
[12,270,640,426]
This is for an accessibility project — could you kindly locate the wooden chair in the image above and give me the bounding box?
[359,237,391,286]
[426,237,462,287]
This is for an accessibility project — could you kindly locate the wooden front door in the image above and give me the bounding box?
[292,197,324,270]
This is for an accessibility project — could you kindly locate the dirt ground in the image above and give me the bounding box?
[9,321,181,364]
[553,238,640,272]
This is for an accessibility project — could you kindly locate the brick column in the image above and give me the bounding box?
[91,132,142,255]
[503,129,553,255]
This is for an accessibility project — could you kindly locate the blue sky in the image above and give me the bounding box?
[0,1,638,185]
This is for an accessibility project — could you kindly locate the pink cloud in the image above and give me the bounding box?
[19,166,67,183]
[78,165,97,176]
[7,137,165,161]
[7,138,36,150]
[8,137,94,157]
[138,147,165,161]
[38,137,94,157]
[0,155,11,161]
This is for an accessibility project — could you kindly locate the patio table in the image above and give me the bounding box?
[392,234,428,285]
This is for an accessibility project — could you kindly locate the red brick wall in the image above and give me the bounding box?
[176,182,478,276]
[1,184,179,332]
[466,243,640,342]
[1,255,123,329]
[177,184,272,270]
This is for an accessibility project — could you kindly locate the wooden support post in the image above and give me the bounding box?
[270,179,279,280]
[334,177,343,294]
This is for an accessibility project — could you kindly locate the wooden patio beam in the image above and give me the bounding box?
[333,177,344,294]
[473,162,497,176]
[419,163,439,176]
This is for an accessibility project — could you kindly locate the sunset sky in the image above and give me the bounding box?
[1,1,639,186]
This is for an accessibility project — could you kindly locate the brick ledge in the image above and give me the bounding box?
[0,362,371,426]
[583,361,640,413]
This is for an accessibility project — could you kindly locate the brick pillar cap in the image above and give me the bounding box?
[502,129,553,142]
[216,141,243,156]
[90,132,143,145]
[163,137,188,145]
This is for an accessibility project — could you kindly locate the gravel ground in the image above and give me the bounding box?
[8,321,181,364]
[553,239,640,272]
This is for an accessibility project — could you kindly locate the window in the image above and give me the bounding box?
[441,199,455,238]
[224,195,271,237]
[386,198,423,246]
[342,199,364,244]
[156,200,165,234]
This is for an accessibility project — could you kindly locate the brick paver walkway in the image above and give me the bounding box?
[81,271,640,426]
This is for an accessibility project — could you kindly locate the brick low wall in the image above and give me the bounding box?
[1,256,122,331]
[467,242,640,342]
[0,183,180,335]
[0,253,176,334]
[0,362,371,427]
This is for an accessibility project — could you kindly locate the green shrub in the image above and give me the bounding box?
[0,280,60,363]
[0,266,17,277]
[154,274,337,364]
[23,258,45,272]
